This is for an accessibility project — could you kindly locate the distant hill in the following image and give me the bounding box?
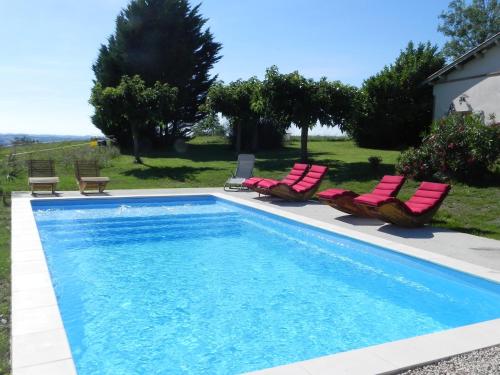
[0,133,95,147]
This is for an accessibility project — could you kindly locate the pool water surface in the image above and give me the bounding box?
[32,196,500,374]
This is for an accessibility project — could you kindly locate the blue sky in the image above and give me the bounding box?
[0,0,449,136]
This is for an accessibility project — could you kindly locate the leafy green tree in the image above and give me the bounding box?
[438,0,500,59]
[263,67,317,162]
[206,78,264,153]
[192,112,226,137]
[92,0,221,146]
[349,42,445,149]
[263,67,358,161]
[90,75,177,163]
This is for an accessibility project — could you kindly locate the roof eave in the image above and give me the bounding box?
[424,31,500,85]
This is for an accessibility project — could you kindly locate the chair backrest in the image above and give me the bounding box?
[371,175,406,197]
[27,160,56,177]
[292,165,328,192]
[75,160,100,179]
[234,154,255,178]
[281,163,309,185]
[407,182,451,209]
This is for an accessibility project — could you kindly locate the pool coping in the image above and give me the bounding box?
[10,191,500,375]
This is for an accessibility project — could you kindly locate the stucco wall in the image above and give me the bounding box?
[432,44,500,124]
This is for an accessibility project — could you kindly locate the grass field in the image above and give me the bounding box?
[0,136,498,373]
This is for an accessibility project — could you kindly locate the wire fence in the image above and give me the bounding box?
[0,140,120,188]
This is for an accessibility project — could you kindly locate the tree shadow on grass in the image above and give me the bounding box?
[310,159,396,184]
[123,143,236,162]
[122,164,222,182]
[254,151,330,173]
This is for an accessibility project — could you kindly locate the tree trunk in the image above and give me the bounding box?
[171,121,178,141]
[252,122,259,152]
[300,126,309,162]
[131,123,142,164]
[236,122,242,154]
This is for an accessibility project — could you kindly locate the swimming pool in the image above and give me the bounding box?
[31,195,500,374]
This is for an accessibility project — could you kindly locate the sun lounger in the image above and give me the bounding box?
[243,163,309,195]
[317,175,406,217]
[75,160,110,193]
[27,159,59,195]
[354,181,451,227]
[224,154,255,191]
[267,165,329,201]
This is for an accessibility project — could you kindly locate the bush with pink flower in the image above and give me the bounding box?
[396,113,500,181]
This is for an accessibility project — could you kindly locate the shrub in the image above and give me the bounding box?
[368,156,382,169]
[348,42,445,149]
[396,113,500,182]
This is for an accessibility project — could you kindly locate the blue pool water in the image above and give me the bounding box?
[32,196,500,374]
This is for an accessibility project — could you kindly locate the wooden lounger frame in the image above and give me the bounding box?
[318,194,376,218]
[249,165,310,197]
[267,183,322,201]
[362,200,445,227]
[27,159,59,195]
[75,160,109,194]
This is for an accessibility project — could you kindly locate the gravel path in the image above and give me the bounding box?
[399,345,500,374]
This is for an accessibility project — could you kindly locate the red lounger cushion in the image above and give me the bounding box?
[257,179,281,189]
[355,181,450,215]
[291,165,328,193]
[354,194,393,207]
[243,177,264,188]
[318,175,404,201]
[404,182,450,214]
[281,163,308,185]
[317,189,354,199]
[255,163,309,189]
[371,175,406,197]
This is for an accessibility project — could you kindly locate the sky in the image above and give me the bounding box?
[0,0,449,136]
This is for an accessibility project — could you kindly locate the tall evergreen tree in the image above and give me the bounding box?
[91,0,221,146]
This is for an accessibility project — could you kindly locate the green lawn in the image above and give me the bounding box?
[0,136,498,373]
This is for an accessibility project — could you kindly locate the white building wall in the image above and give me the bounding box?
[432,44,500,124]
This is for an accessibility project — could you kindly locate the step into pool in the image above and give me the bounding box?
[32,195,500,374]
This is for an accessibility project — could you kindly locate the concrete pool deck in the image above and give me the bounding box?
[10,188,500,375]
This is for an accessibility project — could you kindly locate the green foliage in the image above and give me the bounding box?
[263,66,359,161]
[192,113,226,137]
[438,0,500,59]
[349,42,445,149]
[206,78,287,151]
[92,0,221,144]
[396,113,500,181]
[90,75,177,163]
[263,67,319,131]
[368,156,382,169]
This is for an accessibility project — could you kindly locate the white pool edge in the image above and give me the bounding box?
[10,192,500,375]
